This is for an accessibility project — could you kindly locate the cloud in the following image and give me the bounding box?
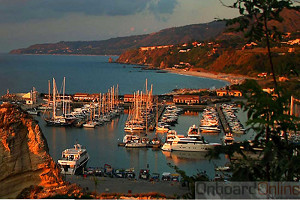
[0,0,178,23]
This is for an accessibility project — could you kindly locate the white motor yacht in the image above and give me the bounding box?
[58,143,90,175]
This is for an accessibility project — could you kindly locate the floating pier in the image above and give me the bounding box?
[216,104,230,134]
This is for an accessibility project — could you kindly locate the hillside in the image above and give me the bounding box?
[116,8,300,76]
[10,21,226,55]
[116,44,300,76]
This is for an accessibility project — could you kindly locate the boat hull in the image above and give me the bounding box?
[59,156,89,175]
[170,143,220,152]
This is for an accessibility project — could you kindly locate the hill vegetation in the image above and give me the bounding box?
[117,8,300,77]
[10,21,226,55]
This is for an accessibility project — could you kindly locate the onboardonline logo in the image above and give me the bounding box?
[195,181,300,199]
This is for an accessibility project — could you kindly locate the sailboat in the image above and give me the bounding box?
[83,104,97,128]
[44,77,74,126]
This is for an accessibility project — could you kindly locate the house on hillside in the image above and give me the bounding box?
[216,90,242,97]
[228,90,242,97]
[242,42,258,50]
[216,90,228,97]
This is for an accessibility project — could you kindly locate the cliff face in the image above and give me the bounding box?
[0,103,63,198]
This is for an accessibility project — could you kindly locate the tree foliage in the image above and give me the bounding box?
[220,0,299,90]
[167,163,209,199]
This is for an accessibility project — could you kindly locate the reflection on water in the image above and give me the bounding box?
[35,106,254,178]
[162,151,208,165]
[182,110,200,116]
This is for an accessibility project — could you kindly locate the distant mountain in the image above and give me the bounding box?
[10,21,226,55]
[10,8,300,55]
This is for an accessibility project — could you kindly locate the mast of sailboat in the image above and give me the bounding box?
[62,77,66,116]
[155,96,159,136]
[116,84,119,107]
[111,86,115,109]
[99,93,101,118]
[52,78,56,119]
[291,96,294,116]
[145,79,148,96]
[48,80,51,106]
[68,95,71,113]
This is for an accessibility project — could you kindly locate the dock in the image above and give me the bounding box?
[148,104,165,131]
[216,104,230,134]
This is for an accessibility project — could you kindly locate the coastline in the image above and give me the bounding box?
[164,68,253,85]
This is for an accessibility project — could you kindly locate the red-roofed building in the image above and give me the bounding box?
[173,95,200,105]
[73,93,91,101]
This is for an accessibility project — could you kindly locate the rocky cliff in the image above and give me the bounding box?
[0,103,81,198]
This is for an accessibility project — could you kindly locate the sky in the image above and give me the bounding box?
[0,0,240,53]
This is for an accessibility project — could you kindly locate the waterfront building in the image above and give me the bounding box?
[173,95,200,105]
[216,90,228,97]
[216,90,242,97]
[73,93,91,101]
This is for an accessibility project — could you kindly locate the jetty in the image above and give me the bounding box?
[216,104,230,134]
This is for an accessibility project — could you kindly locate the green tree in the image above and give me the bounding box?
[220,0,299,91]
[167,163,209,199]
[211,82,300,181]
[210,0,300,182]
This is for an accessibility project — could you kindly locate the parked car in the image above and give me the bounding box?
[139,169,150,180]
[171,173,180,182]
[125,168,135,179]
[114,169,126,178]
[150,173,160,182]
[104,164,114,177]
[161,172,171,181]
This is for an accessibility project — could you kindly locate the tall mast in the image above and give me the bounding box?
[53,78,56,119]
[145,79,148,96]
[291,96,294,116]
[62,77,65,115]
[116,84,119,106]
[99,93,101,117]
[68,96,71,114]
[48,80,51,105]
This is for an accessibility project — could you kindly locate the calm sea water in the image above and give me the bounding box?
[0,54,227,96]
[0,54,249,178]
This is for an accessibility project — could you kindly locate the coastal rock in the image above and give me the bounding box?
[0,103,64,198]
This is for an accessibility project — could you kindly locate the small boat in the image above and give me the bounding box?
[83,121,97,128]
[215,166,230,172]
[125,140,148,148]
[187,124,200,137]
[58,143,90,175]
[123,134,140,143]
[223,132,234,145]
[27,108,40,115]
[155,126,169,133]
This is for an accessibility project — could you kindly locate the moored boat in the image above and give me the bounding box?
[223,132,234,145]
[58,143,89,175]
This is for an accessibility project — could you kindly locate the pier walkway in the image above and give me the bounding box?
[148,104,165,130]
[216,104,230,134]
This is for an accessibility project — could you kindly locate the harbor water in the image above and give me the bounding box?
[0,54,252,178]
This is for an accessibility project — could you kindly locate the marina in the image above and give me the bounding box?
[0,54,248,179]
